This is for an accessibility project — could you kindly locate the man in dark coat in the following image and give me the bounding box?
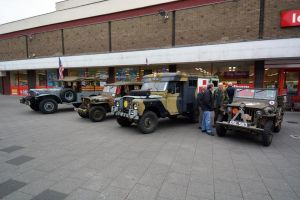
[201,83,214,136]
[197,86,205,129]
[226,82,235,104]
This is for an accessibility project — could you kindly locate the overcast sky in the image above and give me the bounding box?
[0,0,63,25]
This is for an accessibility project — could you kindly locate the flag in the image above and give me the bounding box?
[58,57,64,80]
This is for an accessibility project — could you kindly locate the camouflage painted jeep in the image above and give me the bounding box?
[76,82,142,122]
[216,88,285,146]
[112,72,199,134]
[20,76,101,114]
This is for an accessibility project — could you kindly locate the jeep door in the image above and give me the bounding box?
[166,82,182,115]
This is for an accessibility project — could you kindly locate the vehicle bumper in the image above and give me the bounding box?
[20,96,33,106]
[112,107,139,120]
[76,107,89,115]
[216,121,264,133]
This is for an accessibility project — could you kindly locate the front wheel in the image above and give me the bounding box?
[262,120,274,146]
[216,114,226,137]
[116,117,132,127]
[274,121,282,133]
[39,99,58,114]
[138,111,158,134]
[30,102,39,111]
[89,106,106,122]
[78,104,88,118]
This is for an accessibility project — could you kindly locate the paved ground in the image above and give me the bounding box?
[0,95,300,200]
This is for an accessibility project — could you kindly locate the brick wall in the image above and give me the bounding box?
[264,0,300,39]
[0,36,27,61]
[111,14,173,51]
[64,23,109,55]
[28,30,63,58]
[175,0,260,46]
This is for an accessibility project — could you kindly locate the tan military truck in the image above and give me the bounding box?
[76,82,142,122]
[112,72,206,134]
[216,88,285,146]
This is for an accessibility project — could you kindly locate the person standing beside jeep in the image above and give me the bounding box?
[202,84,214,136]
[213,83,229,125]
[226,82,235,104]
[197,86,205,129]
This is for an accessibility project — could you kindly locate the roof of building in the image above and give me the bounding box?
[0,0,179,35]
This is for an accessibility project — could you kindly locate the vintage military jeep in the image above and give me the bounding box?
[216,88,285,146]
[112,72,199,134]
[20,76,101,114]
[76,82,142,122]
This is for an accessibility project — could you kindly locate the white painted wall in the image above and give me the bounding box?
[0,0,179,35]
[0,39,299,71]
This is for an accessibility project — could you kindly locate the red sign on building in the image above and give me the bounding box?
[281,10,300,27]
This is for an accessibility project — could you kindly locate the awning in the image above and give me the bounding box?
[0,38,300,71]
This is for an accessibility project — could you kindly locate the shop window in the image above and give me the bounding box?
[264,68,278,89]
[36,70,47,87]
[116,67,138,82]
[47,70,58,87]
[285,72,299,94]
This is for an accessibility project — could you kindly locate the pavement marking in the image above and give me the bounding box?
[6,155,34,166]
[0,145,24,153]
[0,179,27,198]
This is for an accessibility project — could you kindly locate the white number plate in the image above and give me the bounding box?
[230,121,248,127]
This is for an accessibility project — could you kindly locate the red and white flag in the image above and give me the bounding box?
[58,57,64,80]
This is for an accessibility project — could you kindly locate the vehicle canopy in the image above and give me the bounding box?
[142,72,198,82]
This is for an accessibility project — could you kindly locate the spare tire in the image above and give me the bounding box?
[60,88,76,103]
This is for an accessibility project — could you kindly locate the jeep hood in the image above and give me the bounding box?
[230,98,271,109]
[88,95,110,102]
[30,88,61,94]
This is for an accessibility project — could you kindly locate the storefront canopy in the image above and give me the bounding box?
[0,38,300,72]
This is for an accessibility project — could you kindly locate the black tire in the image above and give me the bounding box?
[39,99,58,114]
[116,117,132,127]
[216,114,227,137]
[60,88,76,103]
[138,111,158,134]
[89,106,106,122]
[78,104,88,118]
[262,120,274,147]
[274,122,282,133]
[29,102,39,111]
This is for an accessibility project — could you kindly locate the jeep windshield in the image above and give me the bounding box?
[141,82,168,91]
[235,89,276,100]
[102,86,117,96]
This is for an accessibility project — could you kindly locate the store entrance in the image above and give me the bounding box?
[278,69,300,110]
[10,71,29,96]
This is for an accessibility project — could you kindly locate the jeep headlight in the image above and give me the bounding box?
[263,106,275,114]
[256,110,263,116]
[115,101,120,107]
[133,103,138,110]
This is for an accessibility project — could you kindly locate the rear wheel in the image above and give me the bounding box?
[138,111,158,134]
[39,99,58,114]
[60,89,76,103]
[89,106,106,122]
[116,117,132,127]
[262,120,273,146]
[216,114,227,137]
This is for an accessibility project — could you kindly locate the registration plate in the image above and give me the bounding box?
[229,120,248,127]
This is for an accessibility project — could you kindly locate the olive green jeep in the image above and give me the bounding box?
[76,82,142,122]
[112,72,200,134]
[216,88,286,146]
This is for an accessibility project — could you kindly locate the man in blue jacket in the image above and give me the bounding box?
[201,83,214,136]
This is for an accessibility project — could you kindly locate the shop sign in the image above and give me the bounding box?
[233,84,254,89]
[281,10,300,27]
[224,71,249,78]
